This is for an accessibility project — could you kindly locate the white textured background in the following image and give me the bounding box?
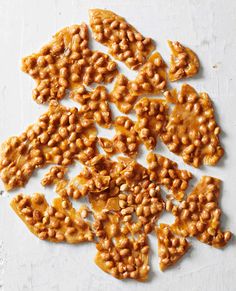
[0,0,236,290]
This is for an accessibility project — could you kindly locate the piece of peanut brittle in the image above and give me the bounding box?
[41,166,67,186]
[70,85,112,128]
[110,52,167,113]
[94,212,150,281]
[99,116,140,157]
[89,9,155,70]
[168,40,199,81]
[22,23,118,103]
[11,193,93,243]
[162,84,224,167]
[147,152,192,201]
[170,176,232,248]
[134,97,169,150]
[156,224,190,271]
[0,101,97,191]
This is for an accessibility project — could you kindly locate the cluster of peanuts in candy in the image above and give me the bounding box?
[134,97,169,150]
[168,40,200,82]
[162,84,224,167]
[167,176,231,248]
[147,153,192,201]
[89,9,155,70]
[95,215,150,281]
[0,8,232,282]
[11,193,93,243]
[0,101,97,190]
[22,23,118,104]
[41,166,67,186]
[99,116,140,157]
[110,53,167,114]
[156,224,190,271]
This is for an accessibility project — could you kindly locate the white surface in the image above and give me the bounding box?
[0,0,236,290]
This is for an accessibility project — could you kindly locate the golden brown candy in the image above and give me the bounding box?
[94,212,150,281]
[156,224,190,271]
[22,24,118,104]
[89,9,155,70]
[70,85,112,128]
[134,97,169,150]
[162,84,224,167]
[168,40,199,81]
[170,176,232,248]
[41,166,67,186]
[11,193,93,243]
[99,116,140,158]
[0,101,97,191]
[110,52,167,113]
[147,152,192,201]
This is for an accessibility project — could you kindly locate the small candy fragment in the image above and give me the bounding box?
[156,224,190,271]
[168,40,199,81]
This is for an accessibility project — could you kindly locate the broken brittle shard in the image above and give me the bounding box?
[99,116,140,158]
[22,23,118,104]
[70,85,112,128]
[156,224,190,271]
[89,9,155,70]
[169,176,232,248]
[0,101,97,191]
[134,97,169,150]
[110,52,167,113]
[95,212,150,281]
[147,152,192,201]
[11,193,93,243]
[162,84,224,167]
[168,40,199,81]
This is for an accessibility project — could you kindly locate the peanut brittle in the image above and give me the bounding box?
[22,24,118,104]
[94,212,150,281]
[70,85,112,128]
[99,116,140,157]
[110,74,138,114]
[11,193,93,243]
[117,157,164,234]
[134,97,169,150]
[110,52,167,113]
[55,155,116,201]
[0,101,97,191]
[133,52,167,94]
[89,9,155,70]
[169,176,232,248]
[41,166,67,186]
[147,152,192,201]
[72,155,164,234]
[156,224,190,271]
[168,41,199,81]
[162,84,224,167]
